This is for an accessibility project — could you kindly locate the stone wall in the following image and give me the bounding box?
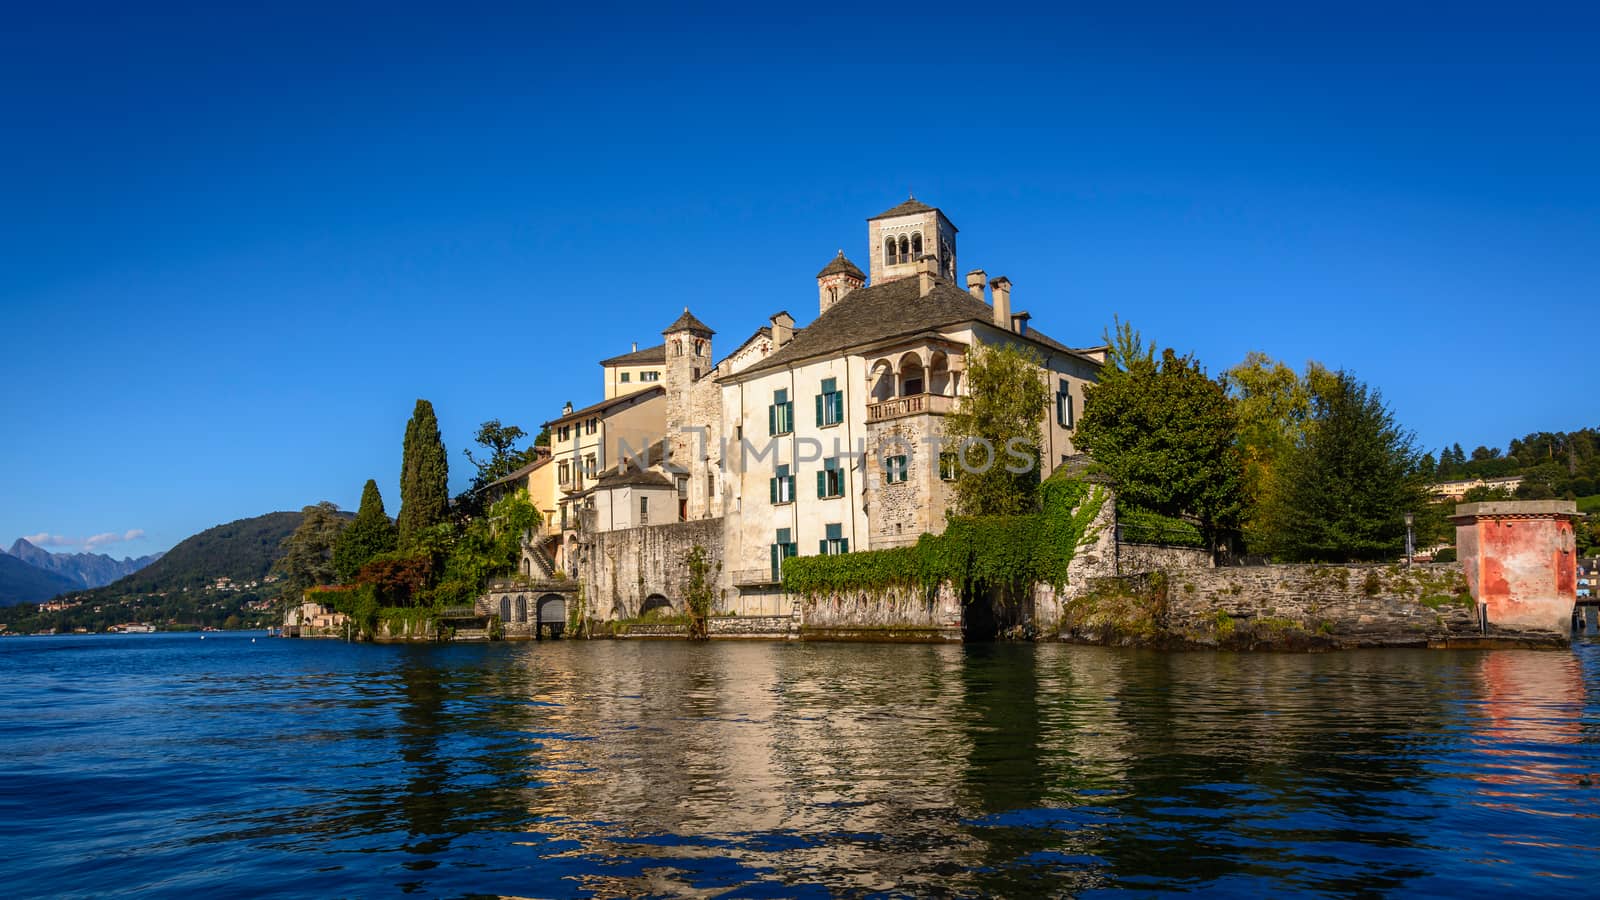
[1117,541,1213,575]
[581,517,724,621]
[796,581,963,641]
[1058,563,1566,650]
[710,614,795,638]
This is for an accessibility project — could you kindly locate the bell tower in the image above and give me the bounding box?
[867,195,958,285]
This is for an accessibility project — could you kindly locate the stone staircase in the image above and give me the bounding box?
[529,543,559,580]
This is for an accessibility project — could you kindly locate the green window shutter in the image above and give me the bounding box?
[817,470,826,498]
[768,404,776,435]
[787,475,796,500]
[825,523,842,540]
[831,392,843,423]
[770,543,779,577]
[770,477,777,504]
[820,540,828,554]
[840,538,848,553]
[821,377,836,393]
[815,393,824,426]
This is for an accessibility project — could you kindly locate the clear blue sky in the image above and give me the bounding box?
[2,2,1596,556]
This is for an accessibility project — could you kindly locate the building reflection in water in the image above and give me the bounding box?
[340,640,1598,897]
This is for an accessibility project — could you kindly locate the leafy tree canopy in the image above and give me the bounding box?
[942,341,1051,516]
[275,501,348,600]
[1077,325,1244,545]
[1256,371,1427,562]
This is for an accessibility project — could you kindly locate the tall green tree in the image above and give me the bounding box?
[398,399,450,546]
[1077,336,1244,547]
[1256,371,1426,562]
[1223,352,1335,550]
[275,501,347,601]
[942,341,1051,516]
[332,479,398,582]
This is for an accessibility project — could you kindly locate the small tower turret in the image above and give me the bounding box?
[816,250,865,315]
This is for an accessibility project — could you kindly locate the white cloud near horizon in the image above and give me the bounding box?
[20,529,147,552]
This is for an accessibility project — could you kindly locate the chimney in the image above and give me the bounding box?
[562,400,574,415]
[770,310,794,348]
[966,269,987,302]
[1011,310,1031,335]
[918,254,938,297]
[989,276,1012,329]
[631,341,637,352]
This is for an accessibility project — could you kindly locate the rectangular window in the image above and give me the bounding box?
[769,388,794,435]
[815,377,844,426]
[639,495,649,523]
[821,522,849,556]
[586,418,597,436]
[1056,379,1074,428]
[584,454,597,478]
[620,372,631,383]
[939,452,959,481]
[816,456,845,498]
[770,463,795,504]
[770,528,798,580]
[884,454,908,484]
[641,370,660,382]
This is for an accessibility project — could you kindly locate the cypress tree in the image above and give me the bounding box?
[398,399,450,545]
[332,479,399,581]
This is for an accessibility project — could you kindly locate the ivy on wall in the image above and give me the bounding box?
[782,477,1107,596]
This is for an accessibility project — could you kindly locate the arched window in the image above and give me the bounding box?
[694,339,704,357]
[911,232,923,257]
[828,287,838,304]
[884,237,897,266]
[674,339,683,357]
[898,235,910,261]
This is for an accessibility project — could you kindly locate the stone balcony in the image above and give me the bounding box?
[866,392,954,424]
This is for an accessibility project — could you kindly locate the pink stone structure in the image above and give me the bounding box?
[1452,501,1579,635]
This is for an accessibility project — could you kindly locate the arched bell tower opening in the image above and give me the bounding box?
[867,196,958,286]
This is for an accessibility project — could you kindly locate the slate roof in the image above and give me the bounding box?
[870,197,936,220]
[599,343,667,367]
[663,308,715,336]
[726,275,1088,379]
[815,251,865,280]
[592,439,677,490]
[542,386,665,427]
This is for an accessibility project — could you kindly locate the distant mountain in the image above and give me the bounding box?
[4,538,163,590]
[74,511,331,602]
[0,553,80,606]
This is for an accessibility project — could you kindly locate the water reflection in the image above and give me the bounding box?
[1,635,1596,898]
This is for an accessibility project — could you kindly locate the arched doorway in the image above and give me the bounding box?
[641,593,672,618]
[537,594,566,639]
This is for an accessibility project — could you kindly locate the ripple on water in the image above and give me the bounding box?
[0,634,1597,897]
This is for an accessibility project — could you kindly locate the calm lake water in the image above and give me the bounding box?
[1,633,1597,898]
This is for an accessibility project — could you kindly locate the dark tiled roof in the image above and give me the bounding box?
[542,386,664,427]
[593,439,676,489]
[869,197,936,220]
[663,308,715,336]
[599,343,666,367]
[727,276,1086,378]
[815,251,865,280]
[594,468,673,489]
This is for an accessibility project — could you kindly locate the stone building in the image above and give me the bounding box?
[713,198,1104,614]
[539,197,1103,620]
